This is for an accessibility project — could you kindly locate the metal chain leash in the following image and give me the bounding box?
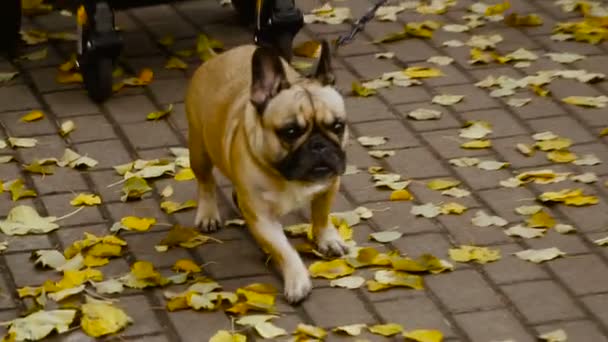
[333,0,389,51]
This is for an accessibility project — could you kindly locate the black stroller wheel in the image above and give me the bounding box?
[81,56,113,103]
[77,2,122,103]
[0,0,22,56]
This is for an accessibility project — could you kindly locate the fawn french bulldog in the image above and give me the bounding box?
[185,41,348,303]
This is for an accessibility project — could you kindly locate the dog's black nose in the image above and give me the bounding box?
[311,140,328,153]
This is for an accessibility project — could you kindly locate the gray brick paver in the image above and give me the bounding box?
[3,0,608,341]
[454,309,535,342]
[502,280,586,324]
[303,288,377,327]
[426,269,504,313]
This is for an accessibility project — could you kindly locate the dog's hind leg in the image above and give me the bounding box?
[188,131,222,232]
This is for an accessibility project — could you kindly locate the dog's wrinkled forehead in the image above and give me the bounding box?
[265,83,345,128]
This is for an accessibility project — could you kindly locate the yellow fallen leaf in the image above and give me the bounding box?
[485,0,510,15]
[121,176,152,202]
[442,187,471,198]
[594,236,608,246]
[441,202,467,215]
[368,150,395,158]
[174,168,195,181]
[526,210,556,228]
[346,247,392,268]
[19,48,48,61]
[70,193,101,206]
[538,188,582,203]
[8,137,37,148]
[538,329,567,342]
[449,245,500,264]
[547,150,577,163]
[411,203,441,218]
[55,269,103,290]
[403,329,444,342]
[357,136,388,147]
[432,94,464,106]
[352,82,376,97]
[121,216,156,231]
[7,179,37,201]
[160,200,197,214]
[461,122,493,139]
[7,310,76,341]
[391,254,453,274]
[369,231,403,243]
[136,68,154,84]
[20,110,44,122]
[173,259,201,273]
[366,279,393,292]
[165,56,188,70]
[0,205,58,235]
[146,104,173,120]
[122,261,168,289]
[330,275,366,289]
[294,323,327,339]
[55,66,84,84]
[23,161,55,175]
[59,120,75,136]
[64,233,126,259]
[334,323,367,336]
[504,13,543,26]
[81,297,133,337]
[293,40,321,58]
[461,139,491,149]
[564,195,599,206]
[403,66,443,79]
[132,261,162,280]
[337,222,353,241]
[374,270,424,290]
[600,127,608,137]
[158,34,174,47]
[562,96,608,108]
[516,169,568,184]
[157,225,213,250]
[227,285,276,314]
[196,33,223,61]
[309,259,354,279]
[209,330,246,342]
[427,178,461,190]
[369,323,403,337]
[84,255,109,267]
[530,84,551,97]
[390,189,413,201]
[514,247,566,263]
[252,321,287,339]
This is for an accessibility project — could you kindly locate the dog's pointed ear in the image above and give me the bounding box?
[312,40,335,86]
[251,46,290,113]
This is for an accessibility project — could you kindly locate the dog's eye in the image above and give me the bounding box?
[277,125,304,140]
[331,121,345,134]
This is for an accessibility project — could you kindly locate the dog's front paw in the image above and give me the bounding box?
[316,227,349,257]
[194,207,222,233]
[283,266,312,304]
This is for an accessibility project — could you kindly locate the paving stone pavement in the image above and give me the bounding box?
[2,0,608,341]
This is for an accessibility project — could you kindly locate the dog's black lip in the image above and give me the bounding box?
[313,166,331,172]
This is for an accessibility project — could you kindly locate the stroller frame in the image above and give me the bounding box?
[1,0,304,102]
